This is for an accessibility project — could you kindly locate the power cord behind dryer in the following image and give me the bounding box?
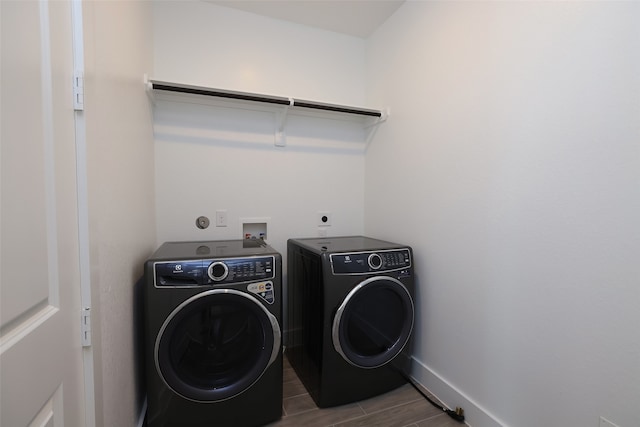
[404,375,466,423]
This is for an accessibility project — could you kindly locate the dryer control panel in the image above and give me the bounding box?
[330,249,411,275]
[154,256,275,287]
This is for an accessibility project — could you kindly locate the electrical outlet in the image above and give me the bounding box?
[318,211,332,226]
[216,210,227,227]
[600,417,620,427]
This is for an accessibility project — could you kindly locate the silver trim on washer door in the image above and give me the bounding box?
[154,288,281,402]
[332,276,414,369]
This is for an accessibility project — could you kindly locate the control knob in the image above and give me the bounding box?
[368,253,383,270]
[208,261,229,281]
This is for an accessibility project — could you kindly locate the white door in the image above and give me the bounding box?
[1,0,86,426]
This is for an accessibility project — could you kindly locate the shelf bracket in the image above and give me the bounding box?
[275,97,294,147]
[365,107,391,150]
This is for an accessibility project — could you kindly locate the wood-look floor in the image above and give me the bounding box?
[265,358,466,427]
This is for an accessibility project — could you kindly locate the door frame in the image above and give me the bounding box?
[71,0,96,425]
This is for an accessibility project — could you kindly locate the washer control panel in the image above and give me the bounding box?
[330,249,411,275]
[205,256,275,284]
[154,256,275,287]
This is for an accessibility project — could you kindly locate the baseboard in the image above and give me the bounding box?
[138,359,501,427]
[410,356,506,427]
[137,398,147,427]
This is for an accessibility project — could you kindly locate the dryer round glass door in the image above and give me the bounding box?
[155,289,281,402]
[332,276,414,369]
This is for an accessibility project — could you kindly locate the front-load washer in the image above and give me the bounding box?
[144,239,282,427]
[287,236,415,408]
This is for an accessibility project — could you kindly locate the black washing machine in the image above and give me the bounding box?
[287,236,415,408]
[144,240,282,427]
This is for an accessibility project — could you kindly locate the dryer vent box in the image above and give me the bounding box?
[241,218,269,240]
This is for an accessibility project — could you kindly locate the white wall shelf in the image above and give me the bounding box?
[146,78,388,147]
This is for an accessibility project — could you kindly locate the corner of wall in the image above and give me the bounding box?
[411,356,505,427]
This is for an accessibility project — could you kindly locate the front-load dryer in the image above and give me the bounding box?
[287,236,415,408]
[144,240,282,427]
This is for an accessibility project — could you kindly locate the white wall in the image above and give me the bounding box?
[152,1,373,258]
[153,0,367,106]
[366,2,640,427]
[82,1,156,426]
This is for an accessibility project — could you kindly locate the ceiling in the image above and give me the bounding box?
[205,0,405,38]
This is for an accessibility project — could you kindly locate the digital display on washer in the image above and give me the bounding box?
[330,249,411,275]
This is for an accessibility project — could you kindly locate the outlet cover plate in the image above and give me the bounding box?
[216,210,227,227]
[318,211,332,226]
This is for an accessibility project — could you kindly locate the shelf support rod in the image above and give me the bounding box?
[275,97,294,147]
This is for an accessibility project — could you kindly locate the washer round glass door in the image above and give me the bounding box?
[155,289,281,402]
[332,276,414,369]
